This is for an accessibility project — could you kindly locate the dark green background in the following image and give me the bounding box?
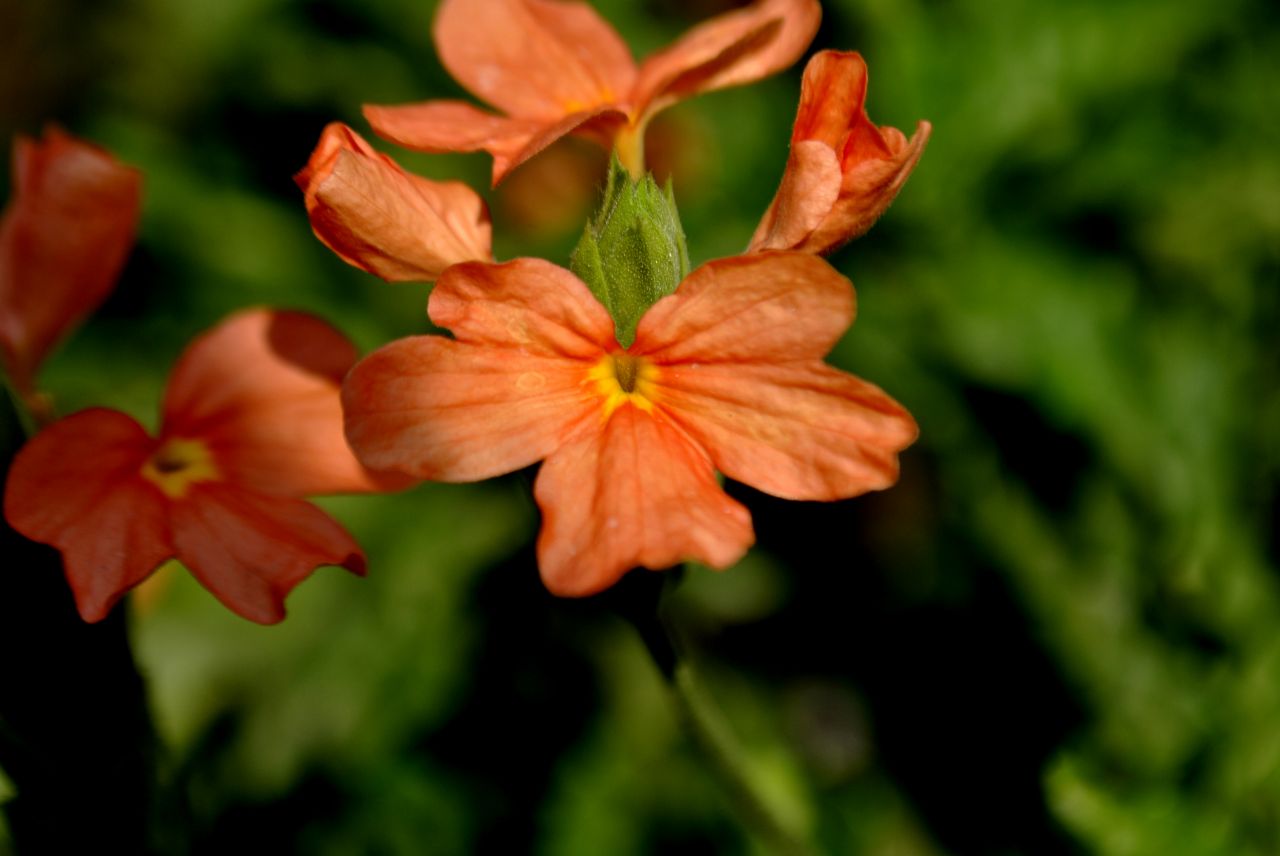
[2,0,1278,852]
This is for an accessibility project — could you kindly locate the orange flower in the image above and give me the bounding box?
[749,51,931,255]
[0,127,141,399]
[296,122,492,282]
[364,0,821,184]
[4,310,403,624]
[343,252,916,596]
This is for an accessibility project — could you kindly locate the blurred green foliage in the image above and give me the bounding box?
[1,0,1278,853]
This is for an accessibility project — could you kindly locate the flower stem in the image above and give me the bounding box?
[614,123,647,179]
[612,572,816,855]
[0,374,39,438]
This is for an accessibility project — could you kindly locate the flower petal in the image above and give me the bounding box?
[429,258,616,358]
[162,309,405,497]
[3,408,173,622]
[172,483,364,624]
[534,406,753,596]
[343,336,597,481]
[802,120,931,254]
[790,50,876,151]
[345,258,615,480]
[753,51,932,254]
[631,0,820,120]
[0,127,141,395]
[748,140,841,252]
[654,362,917,500]
[364,100,625,186]
[434,0,635,120]
[296,123,491,281]
[633,252,853,364]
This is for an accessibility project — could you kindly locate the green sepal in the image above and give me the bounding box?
[570,156,690,347]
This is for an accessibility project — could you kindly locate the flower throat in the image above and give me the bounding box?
[614,354,641,393]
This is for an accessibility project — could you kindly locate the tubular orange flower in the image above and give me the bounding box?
[364,0,821,184]
[4,309,404,624]
[0,126,141,398]
[296,122,492,282]
[749,50,931,255]
[343,252,916,596]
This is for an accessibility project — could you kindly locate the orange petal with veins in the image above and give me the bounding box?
[635,252,916,500]
[748,140,841,252]
[344,336,597,481]
[0,127,141,395]
[428,258,616,358]
[173,483,364,624]
[162,309,408,497]
[656,362,916,500]
[3,408,172,622]
[634,252,853,364]
[631,0,820,121]
[534,405,753,596]
[435,0,636,120]
[344,257,615,479]
[297,122,491,280]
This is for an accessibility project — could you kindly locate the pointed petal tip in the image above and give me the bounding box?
[295,121,363,192]
[236,548,368,624]
[72,587,125,624]
[909,120,933,156]
[341,551,368,578]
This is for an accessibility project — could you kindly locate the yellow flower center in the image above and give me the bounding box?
[588,353,659,420]
[141,438,220,499]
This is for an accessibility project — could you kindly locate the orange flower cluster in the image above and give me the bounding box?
[2,0,931,622]
[1,131,400,623]
[298,0,932,596]
[299,6,930,286]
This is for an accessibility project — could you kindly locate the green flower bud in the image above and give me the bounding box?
[570,156,690,347]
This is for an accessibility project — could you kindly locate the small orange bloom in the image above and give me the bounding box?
[343,252,916,596]
[296,122,492,282]
[4,310,403,624]
[750,51,931,255]
[364,0,821,184]
[0,127,141,399]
